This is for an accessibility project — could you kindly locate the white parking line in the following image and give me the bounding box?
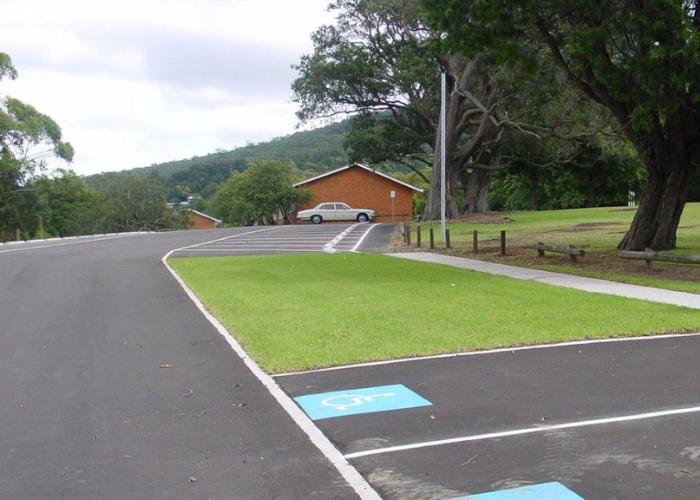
[172,224,366,255]
[275,332,700,377]
[345,404,700,459]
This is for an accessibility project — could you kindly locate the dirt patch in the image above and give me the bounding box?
[555,222,623,233]
[453,212,516,224]
[575,222,620,229]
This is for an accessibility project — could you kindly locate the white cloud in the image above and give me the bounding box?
[0,0,334,175]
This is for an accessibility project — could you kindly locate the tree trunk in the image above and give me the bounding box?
[423,55,501,219]
[529,170,540,211]
[424,152,460,220]
[462,169,491,214]
[585,169,596,208]
[618,159,697,251]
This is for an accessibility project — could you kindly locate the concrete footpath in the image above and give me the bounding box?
[390,252,700,310]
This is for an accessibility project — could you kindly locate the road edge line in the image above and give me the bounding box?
[161,247,382,500]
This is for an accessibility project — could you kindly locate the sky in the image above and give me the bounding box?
[0,0,335,176]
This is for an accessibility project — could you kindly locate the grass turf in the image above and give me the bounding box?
[411,204,700,294]
[429,204,700,252]
[169,252,700,374]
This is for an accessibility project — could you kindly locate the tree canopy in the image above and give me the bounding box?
[212,159,312,226]
[292,0,632,220]
[422,0,700,250]
[1,52,74,240]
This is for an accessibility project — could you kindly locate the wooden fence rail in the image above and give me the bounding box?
[618,249,700,268]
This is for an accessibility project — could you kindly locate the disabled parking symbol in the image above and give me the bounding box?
[294,384,432,420]
[450,482,585,500]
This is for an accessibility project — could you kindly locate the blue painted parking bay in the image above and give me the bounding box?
[294,384,432,420]
[451,482,585,499]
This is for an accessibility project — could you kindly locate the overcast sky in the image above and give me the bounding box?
[0,0,334,176]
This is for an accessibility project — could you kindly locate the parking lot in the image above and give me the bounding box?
[170,223,379,257]
[276,333,700,499]
[165,225,700,499]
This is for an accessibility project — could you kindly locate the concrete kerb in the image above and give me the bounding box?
[390,252,700,310]
[0,231,152,247]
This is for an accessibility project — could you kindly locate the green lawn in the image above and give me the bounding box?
[413,203,700,294]
[429,204,700,252]
[169,252,700,374]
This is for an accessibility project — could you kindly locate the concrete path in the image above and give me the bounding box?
[390,252,700,310]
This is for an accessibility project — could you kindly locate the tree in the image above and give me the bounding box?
[31,169,100,237]
[211,159,312,226]
[91,173,186,232]
[1,53,74,240]
[422,1,700,250]
[291,0,508,218]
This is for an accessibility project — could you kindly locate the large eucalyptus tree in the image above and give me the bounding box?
[424,0,700,250]
[291,0,506,218]
[1,53,74,240]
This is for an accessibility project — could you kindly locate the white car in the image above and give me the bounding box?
[297,202,375,224]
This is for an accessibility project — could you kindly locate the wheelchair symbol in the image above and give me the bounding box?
[321,392,396,411]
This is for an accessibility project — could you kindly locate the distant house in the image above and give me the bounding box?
[186,210,221,230]
[292,163,423,223]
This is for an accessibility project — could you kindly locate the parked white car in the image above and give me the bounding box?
[297,202,375,224]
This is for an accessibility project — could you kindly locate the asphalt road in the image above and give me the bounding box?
[6,225,697,500]
[0,228,375,500]
[277,335,700,499]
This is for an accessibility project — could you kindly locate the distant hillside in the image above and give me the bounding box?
[84,119,353,203]
[130,119,351,178]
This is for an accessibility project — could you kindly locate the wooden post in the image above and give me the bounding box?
[416,225,421,247]
[403,223,408,244]
[446,229,451,249]
[500,230,506,256]
[15,229,21,241]
[473,230,478,253]
[406,224,411,246]
[430,228,435,250]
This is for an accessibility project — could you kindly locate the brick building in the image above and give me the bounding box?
[186,210,222,229]
[293,163,423,223]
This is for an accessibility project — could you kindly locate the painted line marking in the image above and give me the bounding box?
[0,233,146,254]
[450,482,584,499]
[344,404,700,459]
[163,240,382,500]
[275,332,700,377]
[322,392,396,410]
[295,384,432,420]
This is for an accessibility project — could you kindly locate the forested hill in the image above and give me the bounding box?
[83,118,352,202]
[128,119,349,178]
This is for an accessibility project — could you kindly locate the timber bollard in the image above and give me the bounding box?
[416,225,421,247]
[429,228,435,250]
[500,230,506,256]
[446,229,451,249]
[406,224,411,245]
[473,230,478,253]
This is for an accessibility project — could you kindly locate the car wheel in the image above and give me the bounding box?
[356,213,369,222]
[311,215,323,224]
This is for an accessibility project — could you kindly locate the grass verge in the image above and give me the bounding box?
[169,252,700,374]
[403,204,700,294]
